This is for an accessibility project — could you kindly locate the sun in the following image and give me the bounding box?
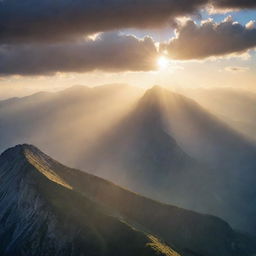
[157,56,170,70]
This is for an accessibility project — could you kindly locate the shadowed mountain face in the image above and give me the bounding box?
[0,145,168,256]
[79,86,256,235]
[0,144,255,256]
[78,87,215,207]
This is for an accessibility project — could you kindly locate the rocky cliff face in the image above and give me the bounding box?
[0,145,169,256]
[0,144,255,256]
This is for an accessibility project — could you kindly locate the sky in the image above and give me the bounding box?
[0,0,256,99]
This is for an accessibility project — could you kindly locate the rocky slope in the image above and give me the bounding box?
[0,144,255,256]
[0,145,170,256]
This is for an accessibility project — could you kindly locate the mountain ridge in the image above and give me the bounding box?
[1,85,256,236]
[1,144,255,256]
[0,144,169,256]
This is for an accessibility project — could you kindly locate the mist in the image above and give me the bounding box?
[0,84,143,166]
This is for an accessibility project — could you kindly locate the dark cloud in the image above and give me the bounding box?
[212,0,256,9]
[0,0,207,43]
[163,18,256,60]
[1,0,255,75]
[0,33,157,75]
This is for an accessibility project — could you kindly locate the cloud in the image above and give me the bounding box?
[1,0,255,44]
[225,66,250,72]
[212,0,256,9]
[1,1,255,75]
[162,17,256,60]
[246,20,256,30]
[0,0,207,44]
[0,33,158,76]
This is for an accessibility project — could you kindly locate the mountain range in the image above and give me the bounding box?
[0,144,255,256]
[1,84,256,236]
[0,84,143,166]
[79,86,256,235]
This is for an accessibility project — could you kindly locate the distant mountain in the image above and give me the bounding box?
[79,86,256,235]
[1,85,256,235]
[0,84,143,166]
[0,144,254,256]
[79,86,216,208]
[181,88,256,142]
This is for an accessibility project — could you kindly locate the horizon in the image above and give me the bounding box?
[1,83,256,101]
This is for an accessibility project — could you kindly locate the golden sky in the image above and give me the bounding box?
[0,0,256,99]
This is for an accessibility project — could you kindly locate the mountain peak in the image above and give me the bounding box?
[0,144,46,169]
[145,85,166,96]
[137,85,182,121]
[1,143,37,156]
[142,86,185,106]
[1,144,27,159]
[139,86,168,109]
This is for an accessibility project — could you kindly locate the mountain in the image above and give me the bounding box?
[79,86,256,235]
[1,85,256,235]
[0,145,162,256]
[0,84,143,166]
[0,144,255,256]
[142,87,256,172]
[79,86,215,207]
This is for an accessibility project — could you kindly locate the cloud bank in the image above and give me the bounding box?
[2,17,256,76]
[0,0,207,43]
[0,33,157,76]
[212,0,256,9]
[0,0,255,76]
[163,18,256,60]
